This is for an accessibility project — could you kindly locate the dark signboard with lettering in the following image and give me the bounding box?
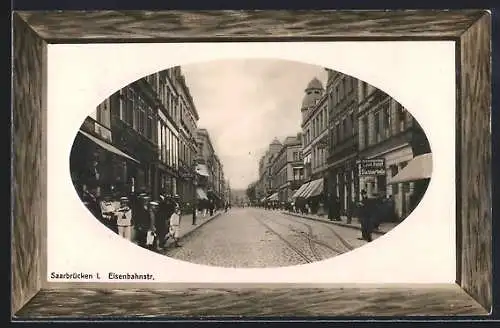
[357,159,386,176]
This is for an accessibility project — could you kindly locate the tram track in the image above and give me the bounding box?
[279,214,354,252]
[253,215,314,264]
[266,214,348,256]
[255,211,348,264]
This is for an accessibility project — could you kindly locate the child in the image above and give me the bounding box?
[116,196,133,241]
[166,205,182,247]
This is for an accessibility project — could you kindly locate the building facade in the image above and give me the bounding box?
[195,128,226,208]
[357,81,430,220]
[270,134,304,203]
[326,70,359,219]
[71,66,215,211]
[172,68,200,206]
[255,139,282,201]
[298,77,329,213]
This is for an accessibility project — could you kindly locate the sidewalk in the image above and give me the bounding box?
[282,211,399,235]
[129,211,223,250]
[162,211,222,248]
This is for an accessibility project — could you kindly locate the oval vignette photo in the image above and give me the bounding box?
[69,59,432,268]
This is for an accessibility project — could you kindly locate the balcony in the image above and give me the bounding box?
[82,117,112,143]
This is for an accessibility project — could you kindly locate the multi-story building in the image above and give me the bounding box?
[109,74,163,198]
[255,139,282,201]
[294,77,329,213]
[326,70,359,219]
[172,68,200,205]
[357,81,430,220]
[195,128,226,207]
[270,134,304,203]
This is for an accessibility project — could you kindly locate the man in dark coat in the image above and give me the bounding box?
[359,190,374,242]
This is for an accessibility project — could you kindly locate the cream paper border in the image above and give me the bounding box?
[46,41,455,285]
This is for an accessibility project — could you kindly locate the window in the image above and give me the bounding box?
[398,104,406,132]
[340,118,345,141]
[350,112,355,135]
[374,110,381,142]
[362,116,369,148]
[346,78,352,94]
[335,123,340,144]
[383,105,391,138]
[146,107,154,140]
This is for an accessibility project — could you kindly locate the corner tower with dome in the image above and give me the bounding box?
[293,76,329,215]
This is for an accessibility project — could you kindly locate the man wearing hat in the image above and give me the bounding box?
[133,193,151,247]
[116,196,133,241]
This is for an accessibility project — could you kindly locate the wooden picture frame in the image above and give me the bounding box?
[12,10,492,318]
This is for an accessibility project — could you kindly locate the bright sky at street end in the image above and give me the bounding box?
[182,59,328,190]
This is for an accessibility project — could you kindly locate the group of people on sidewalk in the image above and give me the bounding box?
[80,187,184,251]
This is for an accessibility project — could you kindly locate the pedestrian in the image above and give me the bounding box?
[100,194,118,233]
[166,205,182,247]
[134,194,151,247]
[147,200,160,251]
[358,190,373,242]
[209,199,214,216]
[116,196,133,241]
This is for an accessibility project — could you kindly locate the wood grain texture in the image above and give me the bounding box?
[15,285,487,318]
[16,10,486,41]
[12,14,47,314]
[459,13,492,311]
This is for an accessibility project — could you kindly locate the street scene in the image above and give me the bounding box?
[165,207,377,268]
[69,59,431,267]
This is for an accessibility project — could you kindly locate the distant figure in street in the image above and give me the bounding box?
[116,196,133,241]
[166,205,182,247]
[209,199,215,216]
[358,190,373,242]
[224,201,229,212]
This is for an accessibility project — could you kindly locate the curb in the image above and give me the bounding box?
[281,212,386,236]
[177,212,222,241]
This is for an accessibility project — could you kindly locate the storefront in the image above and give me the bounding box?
[327,158,358,217]
[357,145,416,220]
[70,129,140,197]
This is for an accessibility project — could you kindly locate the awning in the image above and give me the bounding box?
[306,179,324,198]
[389,153,433,184]
[79,130,140,164]
[195,164,210,177]
[291,182,310,199]
[260,197,267,202]
[297,181,316,199]
[267,192,279,201]
[302,179,323,199]
[196,187,208,200]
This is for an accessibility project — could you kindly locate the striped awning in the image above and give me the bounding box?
[291,182,311,199]
[267,192,279,201]
[301,179,323,199]
[305,179,324,198]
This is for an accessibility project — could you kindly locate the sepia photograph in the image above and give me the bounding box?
[69,59,432,268]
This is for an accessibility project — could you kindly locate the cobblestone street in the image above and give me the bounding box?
[164,207,372,267]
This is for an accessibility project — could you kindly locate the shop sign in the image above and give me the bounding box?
[357,159,386,176]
